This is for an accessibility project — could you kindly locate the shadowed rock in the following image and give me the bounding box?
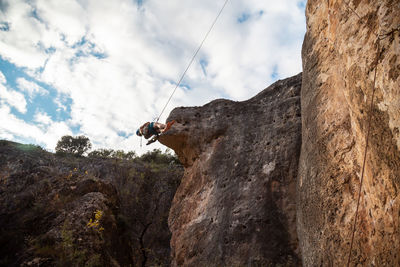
[159,73,302,266]
[0,141,182,266]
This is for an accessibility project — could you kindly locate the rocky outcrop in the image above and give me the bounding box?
[159,74,302,266]
[0,141,182,266]
[298,0,400,266]
[3,2,398,266]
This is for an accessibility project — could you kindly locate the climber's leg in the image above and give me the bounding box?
[146,135,158,145]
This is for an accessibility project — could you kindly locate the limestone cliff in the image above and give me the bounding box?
[298,0,400,266]
[159,74,302,266]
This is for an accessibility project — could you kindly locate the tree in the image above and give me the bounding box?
[88,149,137,160]
[55,135,92,156]
[87,148,114,158]
[137,149,180,165]
[113,150,137,160]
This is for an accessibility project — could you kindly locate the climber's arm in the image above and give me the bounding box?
[153,122,166,134]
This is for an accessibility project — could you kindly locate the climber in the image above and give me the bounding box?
[136,121,175,145]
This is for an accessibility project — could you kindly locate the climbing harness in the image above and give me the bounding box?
[147,122,158,136]
[155,0,230,122]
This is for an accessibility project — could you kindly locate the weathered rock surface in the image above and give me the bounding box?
[298,0,400,266]
[159,73,302,266]
[0,141,182,266]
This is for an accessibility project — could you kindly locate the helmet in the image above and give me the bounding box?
[136,129,142,136]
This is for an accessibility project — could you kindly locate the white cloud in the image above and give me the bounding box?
[35,0,87,45]
[34,111,52,125]
[44,121,73,149]
[0,0,49,69]
[0,0,306,153]
[0,105,43,143]
[0,84,27,113]
[0,105,72,150]
[54,95,68,112]
[17,77,48,98]
[0,71,6,84]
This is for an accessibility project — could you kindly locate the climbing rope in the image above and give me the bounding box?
[343,3,400,267]
[342,2,376,266]
[346,40,380,267]
[155,0,230,122]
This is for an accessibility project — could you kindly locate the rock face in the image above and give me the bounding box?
[0,141,182,266]
[298,0,400,266]
[159,74,302,266]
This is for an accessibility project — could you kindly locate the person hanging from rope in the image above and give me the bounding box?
[136,121,175,145]
[136,0,227,146]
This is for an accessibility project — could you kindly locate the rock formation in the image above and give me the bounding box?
[0,141,182,266]
[159,73,302,266]
[298,0,400,265]
[2,1,399,266]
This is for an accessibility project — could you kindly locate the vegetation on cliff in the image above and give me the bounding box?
[0,140,182,266]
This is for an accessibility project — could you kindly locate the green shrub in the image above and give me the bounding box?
[55,135,92,157]
[137,149,179,165]
[88,149,136,160]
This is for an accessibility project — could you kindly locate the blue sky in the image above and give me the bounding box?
[0,0,306,154]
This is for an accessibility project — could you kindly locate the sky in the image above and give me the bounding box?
[0,0,306,154]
